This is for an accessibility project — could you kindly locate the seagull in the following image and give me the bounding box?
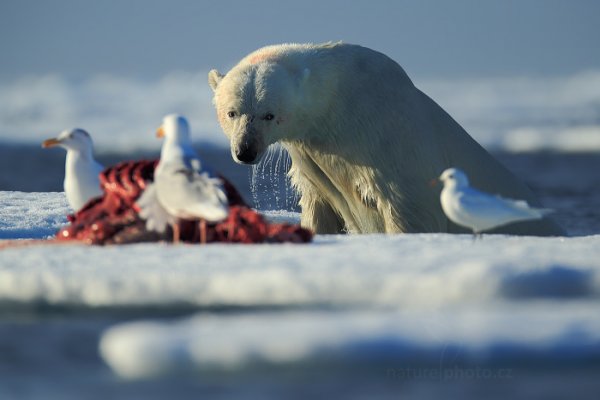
[436,167,552,236]
[136,114,229,243]
[42,129,104,211]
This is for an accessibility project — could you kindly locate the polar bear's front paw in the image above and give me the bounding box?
[301,200,345,234]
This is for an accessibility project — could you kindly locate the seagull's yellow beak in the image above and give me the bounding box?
[156,125,165,139]
[429,178,439,187]
[42,138,61,148]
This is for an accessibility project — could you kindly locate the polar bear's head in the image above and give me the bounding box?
[209,61,308,165]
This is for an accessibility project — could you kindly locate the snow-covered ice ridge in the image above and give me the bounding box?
[1,193,599,309]
[1,71,600,153]
[1,191,600,378]
[100,306,600,379]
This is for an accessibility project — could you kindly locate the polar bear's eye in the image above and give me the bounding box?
[227,111,237,119]
[263,113,275,121]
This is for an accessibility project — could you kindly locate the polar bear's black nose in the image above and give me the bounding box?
[235,143,258,164]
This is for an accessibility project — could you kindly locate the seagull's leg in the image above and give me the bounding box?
[199,219,207,244]
[229,217,235,242]
[172,221,181,243]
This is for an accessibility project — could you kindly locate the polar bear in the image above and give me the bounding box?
[208,42,563,236]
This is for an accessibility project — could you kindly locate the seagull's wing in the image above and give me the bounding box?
[188,154,219,178]
[136,183,173,233]
[155,163,229,222]
[457,188,513,214]
[458,188,549,222]
[183,171,229,221]
[189,157,202,173]
[500,197,553,216]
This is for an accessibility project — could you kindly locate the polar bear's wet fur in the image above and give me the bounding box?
[209,42,563,236]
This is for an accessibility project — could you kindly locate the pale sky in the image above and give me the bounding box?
[1,0,599,81]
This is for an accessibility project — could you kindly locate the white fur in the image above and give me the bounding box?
[209,42,563,236]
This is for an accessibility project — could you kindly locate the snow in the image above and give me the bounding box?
[99,305,600,379]
[417,71,600,152]
[0,191,68,239]
[1,191,600,379]
[1,71,600,153]
[0,73,227,153]
[2,229,599,309]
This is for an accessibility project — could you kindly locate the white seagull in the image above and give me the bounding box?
[437,168,552,235]
[136,114,229,242]
[42,129,104,211]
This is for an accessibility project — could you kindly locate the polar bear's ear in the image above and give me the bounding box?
[208,69,225,92]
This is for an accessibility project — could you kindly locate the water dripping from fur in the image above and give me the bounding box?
[249,144,299,211]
